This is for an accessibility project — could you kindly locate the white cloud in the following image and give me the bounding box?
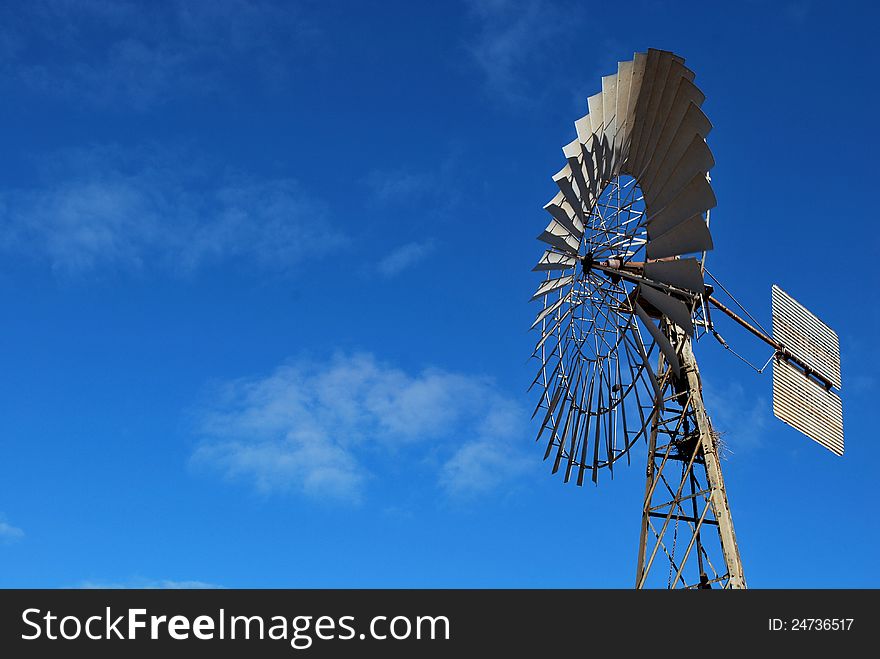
[377,240,436,277]
[439,396,532,495]
[0,518,24,544]
[0,145,342,275]
[192,352,531,502]
[79,578,221,589]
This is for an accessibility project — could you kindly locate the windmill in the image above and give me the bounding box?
[529,48,844,589]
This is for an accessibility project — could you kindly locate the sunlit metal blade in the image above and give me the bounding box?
[635,303,681,377]
[533,250,578,272]
[646,172,716,237]
[644,258,705,293]
[639,76,704,193]
[625,50,660,173]
[544,189,584,238]
[533,305,574,354]
[638,283,695,336]
[552,165,587,225]
[587,91,605,142]
[578,136,601,202]
[531,275,574,301]
[588,91,613,184]
[575,114,593,144]
[643,101,711,201]
[631,49,676,174]
[563,139,594,212]
[537,220,580,255]
[624,52,647,122]
[602,73,619,175]
[530,294,567,329]
[614,60,634,168]
[618,54,645,169]
[646,214,713,260]
[646,134,714,213]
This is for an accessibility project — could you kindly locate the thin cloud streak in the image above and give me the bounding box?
[377,240,436,277]
[0,145,343,275]
[0,518,24,544]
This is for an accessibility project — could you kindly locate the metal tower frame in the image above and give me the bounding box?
[635,323,746,589]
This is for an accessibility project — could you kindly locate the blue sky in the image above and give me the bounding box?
[0,0,877,588]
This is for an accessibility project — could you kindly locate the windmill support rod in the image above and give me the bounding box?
[706,296,834,389]
[592,261,834,389]
[706,295,778,349]
[590,262,834,391]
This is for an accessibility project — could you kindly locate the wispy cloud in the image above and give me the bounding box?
[0,1,321,108]
[0,145,342,275]
[440,396,532,495]
[363,170,433,205]
[79,578,221,589]
[0,517,24,544]
[465,0,572,104]
[363,158,462,276]
[192,352,531,502]
[363,156,464,210]
[703,380,770,454]
[377,240,436,277]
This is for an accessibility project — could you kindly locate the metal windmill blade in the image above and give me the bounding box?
[530,48,715,486]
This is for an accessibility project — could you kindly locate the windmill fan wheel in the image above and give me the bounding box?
[530,49,717,484]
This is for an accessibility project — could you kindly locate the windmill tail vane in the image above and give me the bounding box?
[528,48,844,589]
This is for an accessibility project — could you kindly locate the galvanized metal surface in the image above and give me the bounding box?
[771,285,842,389]
[646,173,715,237]
[532,250,577,271]
[532,47,716,279]
[643,258,705,293]
[638,282,694,336]
[635,303,680,377]
[772,358,844,455]
[645,214,713,260]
